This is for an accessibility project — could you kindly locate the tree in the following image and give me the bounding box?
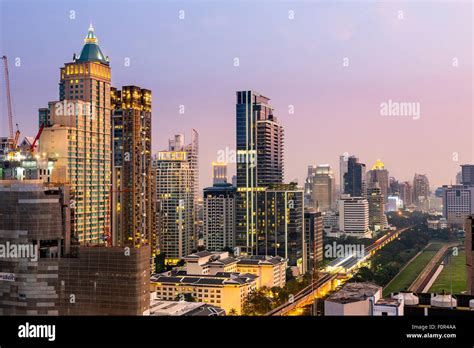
[154,253,166,273]
[228,308,238,316]
[242,288,273,316]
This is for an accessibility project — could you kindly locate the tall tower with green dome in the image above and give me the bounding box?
[38,24,112,245]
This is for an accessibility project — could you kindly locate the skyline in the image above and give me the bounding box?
[0,0,472,190]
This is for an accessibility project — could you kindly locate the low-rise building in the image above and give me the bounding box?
[236,256,286,288]
[184,251,286,288]
[150,270,257,315]
[324,282,383,316]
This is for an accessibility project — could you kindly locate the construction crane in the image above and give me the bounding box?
[1,56,14,148]
[30,123,44,154]
[13,123,20,149]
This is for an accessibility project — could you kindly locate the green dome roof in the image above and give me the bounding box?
[75,24,109,65]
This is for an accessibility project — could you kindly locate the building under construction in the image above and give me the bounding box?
[0,180,150,315]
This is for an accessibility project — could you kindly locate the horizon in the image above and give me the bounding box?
[0,0,472,190]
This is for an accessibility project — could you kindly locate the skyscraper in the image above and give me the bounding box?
[111,86,156,260]
[399,181,413,207]
[258,183,305,273]
[339,154,348,195]
[344,156,366,198]
[461,165,474,186]
[413,173,430,207]
[304,208,323,273]
[338,195,370,238]
[203,182,236,251]
[367,184,386,232]
[38,24,111,244]
[235,91,283,253]
[305,164,335,212]
[366,159,389,202]
[154,132,198,265]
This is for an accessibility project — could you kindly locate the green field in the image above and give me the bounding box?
[429,251,466,294]
[383,242,444,297]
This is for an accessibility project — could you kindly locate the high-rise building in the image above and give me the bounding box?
[111,86,156,263]
[212,162,228,184]
[203,182,236,251]
[399,181,413,207]
[441,185,474,228]
[367,184,386,232]
[154,132,198,265]
[38,25,112,245]
[305,164,335,212]
[339,154,348,195]
[344,156,366,198]
[413,174,430,206]
[461,165,474,186]
[366,159,389,203]
[389,177,400,196]
[235,91,283,253]
[466,215,474,295]
[338,195,370,238]
[258,183,305,273]
[304,208,323,273]
[456,171,463,185]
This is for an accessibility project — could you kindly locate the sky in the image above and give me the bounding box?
[0,0,472,190]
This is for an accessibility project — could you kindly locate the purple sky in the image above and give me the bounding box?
[0,0,472,190]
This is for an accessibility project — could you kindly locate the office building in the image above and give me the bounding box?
[203,182,236,251]
[461,165,474,186]
[339,154,348,195]
[338,195,370,238]
[413,174,430,208]
[343,156,366,198]
[367,184,386,232]
[304,208,323,273]
[441,185,474,228]
[38,25,111,244]
[305,164,335,212]
[154,132,198,264]
[235,90,283,253]
[111,86,156,261]
[399,181,413,207]
[258,183,305,273]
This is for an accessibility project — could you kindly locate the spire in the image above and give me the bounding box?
[84,23,98,44]
[76,24,109,65]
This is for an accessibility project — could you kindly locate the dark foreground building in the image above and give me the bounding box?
[0,181,150,315]
[466,215,474,295]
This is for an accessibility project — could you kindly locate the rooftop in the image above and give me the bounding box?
[149,300,225,316]
[326,282,381,304]
[150,270,257,286]
[75,24,109,65]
